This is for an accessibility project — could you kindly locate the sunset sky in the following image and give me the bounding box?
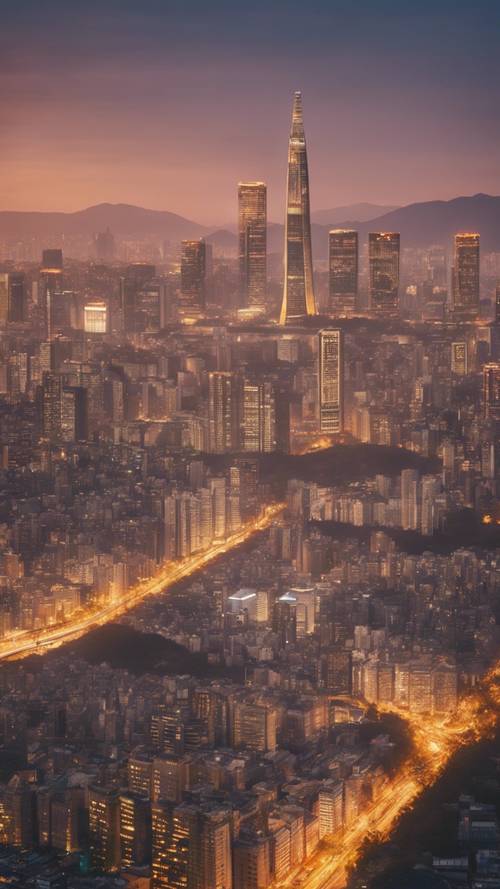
[2,0,500,223]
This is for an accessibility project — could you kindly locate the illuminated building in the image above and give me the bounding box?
[127,751,153,797]
[329,230,358,315]
[280,91,316,324]
[208,371,241,453]
[432,664,458,714]
[451,341,468,375]
[152,754,191,803]
[151,800,189,889]
[42,372,63,439]
[88,786,120,872]
[401,469,419,530]
[242,381,276,452]
[319,781,344,837]
[452,233,480,320]
[84,301,108,333]
[119,792,150,868]
[318,329,343,434]
[408,665,433,714]
[181,239,208,315]
[369,232,400,316]
[152,801,232,889]
[238,182,267,307]
[233,701,277,752]
[483,362,500,421]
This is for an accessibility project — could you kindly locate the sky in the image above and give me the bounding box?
[1,0,500,224]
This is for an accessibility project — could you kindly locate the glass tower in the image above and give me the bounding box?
[280,91,316,325]
[452,233,480,321]
[238,182,267,308]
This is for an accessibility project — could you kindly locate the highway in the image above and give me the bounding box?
[0,502,285,662]
[276,667,500,889]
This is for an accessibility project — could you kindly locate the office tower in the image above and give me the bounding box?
[233,701,277,752]
[483,363,500,421]
[119,792,150,869]
[318,329,343,434]
[242,381,276,452]
[127,750,153,798]
[329,230,358,315]
[452,233,480,320]
[120,263,156,332]
[7,272,26,322]
[61,386,88,442]
[238,182,267,307]
[42,373,63,439]
[151,801,189,889]
[496,282,500,323]
[180,239,208,315]
[88,786,120,872]
[369,232,400,316]
[208,372,241,453]
[401,469,419,530]
[84,301,108,333]
[451,341,468,375]
[280,91,316,324]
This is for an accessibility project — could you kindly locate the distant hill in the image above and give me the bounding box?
[0,202,208,243]
[311,202,398,226]
[348,193,500,252]
[1,194,499,257]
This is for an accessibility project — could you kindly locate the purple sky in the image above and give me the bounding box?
[1,0,499,223]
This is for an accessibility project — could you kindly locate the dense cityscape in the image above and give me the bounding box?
[1,2,500,888]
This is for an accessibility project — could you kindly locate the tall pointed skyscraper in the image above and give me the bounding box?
[280,91,316,325]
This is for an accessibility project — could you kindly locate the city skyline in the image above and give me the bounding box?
[2,0,500,222]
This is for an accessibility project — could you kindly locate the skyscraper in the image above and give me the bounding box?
[483,363,500,421]
[241,381,276,452]
[280,92,316,325]
[452,233,480,321]
[369,232,400,316]
[238,182,267,308]
[318,329,343,434]
[208,372,241,453]
[329,230,358,316]
[180,240,208,315]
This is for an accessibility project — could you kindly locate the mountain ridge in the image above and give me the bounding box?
[1,194,499,256]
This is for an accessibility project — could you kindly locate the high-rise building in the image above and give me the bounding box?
[451,341,468,375]
[242,381,276,452]
[84,301,108,334]
[7,272,26,323]
[318,329,343,434]
[401,469,419,530]
[238,182,267,308]
[120,263,156,332]
[0,274,8,326]
[452,233,480,320]
[280,92,316,324]
[180,240,208,315]
[208,372,241,453]
[483,363,500,421]
[369,233,400,316]
[329,230,358,316]
[88,786,120,872]
[119,792,150,869]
